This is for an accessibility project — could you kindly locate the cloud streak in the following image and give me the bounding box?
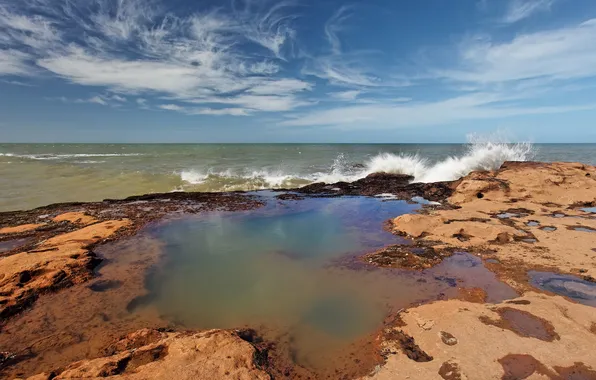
[503,0,554,24]
[0,0,311,115]
[436,19,596,85]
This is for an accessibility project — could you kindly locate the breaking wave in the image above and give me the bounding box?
[0,153,145,160]
[178,141,534,190]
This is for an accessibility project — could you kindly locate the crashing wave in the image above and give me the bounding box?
[178,140,535,190]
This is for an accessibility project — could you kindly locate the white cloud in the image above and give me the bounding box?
[303,6,400,89]
[192,107,250,116]
[1,78,34,86]
[324,5,351,55]
[0,0,310,114]
[0,49,30,75]
[159,104,184,111]
[232,1,297,59]
[188,94,312,112]
[503,0,554,24]
[158,103,250,116]
[110,94,127,102]
[2,0,596,130]
[247,78,311,95]
[48,94,123,106]
[328,90,361,101]
[436,19,596,85]
[87,96,108,105]
[0,5,61,49]
[281,92,596,129]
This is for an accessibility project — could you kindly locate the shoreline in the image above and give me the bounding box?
[1,161,595,379]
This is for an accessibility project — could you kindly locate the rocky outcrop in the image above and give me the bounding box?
[371,293,596,380]
[388,162,596,284]
[24,328,270,380]
[0,218,131,320]
[295,172,456,201]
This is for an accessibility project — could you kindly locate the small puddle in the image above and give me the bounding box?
[0,238,32,254]
[539,226,557,232]
[427,252,518,303]
[569,226,596,233]
[526,221,540,227]
[481,308,558,341]
[497,213,519,219]
[529,272,596,307]
[581,207,596,213]
[497,308,557,341]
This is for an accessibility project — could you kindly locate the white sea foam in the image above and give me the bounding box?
[312,140,534,184]
[178,140,534,190]
[179,168,304,189]
[0,153,144,160]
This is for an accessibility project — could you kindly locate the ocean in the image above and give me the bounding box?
[1,142,595,212]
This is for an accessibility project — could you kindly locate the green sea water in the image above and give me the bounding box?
[1,143,594,212]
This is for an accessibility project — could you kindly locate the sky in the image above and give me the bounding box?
[2,0,596,143]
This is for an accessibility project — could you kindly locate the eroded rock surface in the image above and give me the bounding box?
[23,329,270,380]
[389,162,596,285]
[0,219,130,319]
[372,293,596,380]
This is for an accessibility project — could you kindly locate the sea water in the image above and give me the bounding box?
[1,142,595,211]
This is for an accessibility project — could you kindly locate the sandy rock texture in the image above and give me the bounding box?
[368,162,596,380]
[0,216,131,319]
[22,328,270,380]
[370,292,596,380]
[390,162,596,284]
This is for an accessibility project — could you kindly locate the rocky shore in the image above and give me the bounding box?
[0,162,595,379]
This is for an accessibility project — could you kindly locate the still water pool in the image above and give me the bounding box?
[135,195,514,374]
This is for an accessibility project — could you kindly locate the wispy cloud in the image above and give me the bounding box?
[158,104,184,111]
[49,94,124,107]
[1,78,34,86]
[503,0,554,24]
[2,0,596,132]
[0,49,30,75]
[284,15,596,129]
[158,103,249,116]
[232,0,297,59]
[436,19,596,85]
[281,92,596,129]
[303,6,383,88]
[87,96,108,105]
[328,90,361,101]
[188,94,312,112]
[0,0,310,114]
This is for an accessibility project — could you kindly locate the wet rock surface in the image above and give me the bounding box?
[363,244,453,270]
[479,307,559,342]
[291,172,456,201]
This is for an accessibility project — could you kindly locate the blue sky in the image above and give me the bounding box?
[2,0,596,142]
